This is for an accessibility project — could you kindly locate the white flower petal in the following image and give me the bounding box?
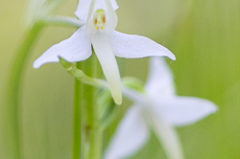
[149,111,184,159]
[110,31,176,60]
[154,97,217,126]
[145,58,176,100]
[91,32,122,105]
[33,27,92,68]
[104,106,149,159]
[75,0,119,22]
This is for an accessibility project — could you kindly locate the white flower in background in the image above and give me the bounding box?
[27,0,47,25]
[27,0,65,26]
[105,58,217,159]
[33,0,176,105]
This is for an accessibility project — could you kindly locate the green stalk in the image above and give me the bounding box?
[83,56,99,159]
[88,126,103,159]
[60,58,106,88]
[72,63,85,159]
[3,22,44,159]
[72,55,101,159]
[87,56,103,159]
[72,55,103,159]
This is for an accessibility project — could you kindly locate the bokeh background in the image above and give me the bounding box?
[1,0,240,159]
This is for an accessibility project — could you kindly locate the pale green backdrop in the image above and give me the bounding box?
[1,0,240,159]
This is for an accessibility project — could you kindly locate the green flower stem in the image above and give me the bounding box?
[84,56,102,159]
[88,126,103,159]
[72,62,85,159]
[60,58,107,89]
[60,56,103,159]
[3,21,44,159]
[83,57,97,134]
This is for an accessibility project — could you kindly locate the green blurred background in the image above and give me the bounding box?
[1,0,240,159]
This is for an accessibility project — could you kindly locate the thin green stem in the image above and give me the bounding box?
[3,22,44,159]
[82,56,99,159]
[72,63,85,159]
[89,127,103,159]
[71,56,101,159]
[59,58,107,89]
[87,56,104,159]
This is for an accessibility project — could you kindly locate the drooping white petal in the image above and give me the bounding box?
[33,27,92,68]
[149,111,184,159]
[145,58,176,100]
[110,31,176,60]
[154,97,217,126]
[104,106,149,159]
[75,0,119,22]
[91,32,122,105]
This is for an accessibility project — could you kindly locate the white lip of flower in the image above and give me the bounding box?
[33,0,176,105]
[104,58,218,159]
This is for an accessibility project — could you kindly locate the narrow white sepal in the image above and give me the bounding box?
[110,31,176,60]
[91,32,122,105]
[146,58,217,126]
[155,97,218,126]
[149,111,184,159]
[104,106,148,159]
[33,27,92,68]
[145,58,176,99]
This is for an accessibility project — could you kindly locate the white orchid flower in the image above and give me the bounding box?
[105,58,217,159]
[33,0,176,105]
